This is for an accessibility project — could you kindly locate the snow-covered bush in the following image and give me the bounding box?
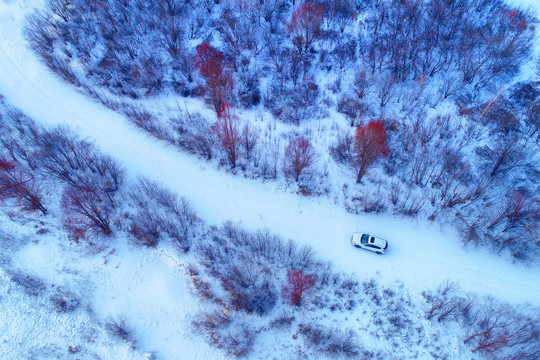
[6,269,47,297]
[173,110,216,160]
[50,287,81,313]
[423,281,540,359]
[282,269,316,306]
[106,316,136,346]
[298,324,363,358]
[127,177,200,252]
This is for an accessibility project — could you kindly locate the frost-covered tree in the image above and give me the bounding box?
[213,102,242,168]
[283,137,316,182]
[195,42,233,112]
[353,120,389,183]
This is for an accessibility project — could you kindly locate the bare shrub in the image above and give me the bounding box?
[48,54,80,86]
[36,126,124,197]
[269,314,295,330]
[283,136,316,182]
[356,188,388,214]
[187,264,216,301]
[123,106,172,142]
[106,316,135,345]
[36,127,94,185]
[222,263,277,315]
[216,221,316,270]
[337,95,369,127]
[0,158,47,214]
[61,184,114,237]
[213,102,243,168]
[362,278,382,306]
[241,120,259,162]
[192,307,231,344]
[289,242,316,270]
[476,136,530,179]
[174,110,215,160]
[50,287,80,313]
[329,129,353,164]
[25,12,55,64]
[8,270,46,297]
[423,281,473,322]
[221,323,256,358]
[128,177,199,252]
[298,324,362,357]
[456,190,539,263]
[282,270,315,306]
[464,301,540,357]
[396,187,426,216]
[195,222,323,319]
[193,307,257,358]
[352,69,373,99]
[0,115,41,170]
[129,213,160,248]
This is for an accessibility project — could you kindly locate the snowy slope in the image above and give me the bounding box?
[0,209,220,360]
[0,0,539,309]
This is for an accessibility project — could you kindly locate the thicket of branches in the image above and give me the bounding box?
[25,0,539,261]
[340,83,540,262]
[27,0,535,104]
[423,281,540,359]
[126,177,200,251]
[190,220,540,358]
[0,101,124,239]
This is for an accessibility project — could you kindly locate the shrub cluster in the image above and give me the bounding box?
[126,177,199,251]
[24,0,539,261]
[0,102,124,239]
[423,281,540,359]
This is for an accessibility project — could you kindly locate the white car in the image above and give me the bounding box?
[351,233,388,254]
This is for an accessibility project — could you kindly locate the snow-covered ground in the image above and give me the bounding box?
[0,210,219,359]
[0,0,539,358]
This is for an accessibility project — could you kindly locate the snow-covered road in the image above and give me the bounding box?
[0,0,539,306]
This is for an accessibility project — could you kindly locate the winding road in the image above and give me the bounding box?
[1,0,539,305]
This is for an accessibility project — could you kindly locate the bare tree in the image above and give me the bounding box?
[287,2,326,53]
[0,158,47,214]
[282,270,316,306]
[283,137,316,182]
[376,74,396,108]
[353,120,390,183]
[241,120,259,161]
[61,184,114,237]
[213,102,242,168]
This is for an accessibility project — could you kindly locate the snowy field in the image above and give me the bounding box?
[0,0,539,359]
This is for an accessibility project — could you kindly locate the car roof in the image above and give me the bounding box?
[353,233,387,247]
[370,236,387,248]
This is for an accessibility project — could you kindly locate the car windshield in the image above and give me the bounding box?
[360,234,370,245]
